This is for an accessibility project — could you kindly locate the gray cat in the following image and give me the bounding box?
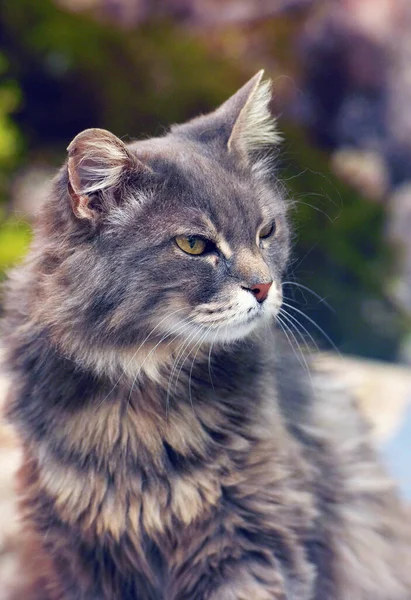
[3,71,411,599]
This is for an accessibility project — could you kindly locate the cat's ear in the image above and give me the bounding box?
[224,70,281,159]
[67,128,135,221]
[172,70,280,163]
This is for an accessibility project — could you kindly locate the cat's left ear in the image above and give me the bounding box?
[223,70,281,159]
[173,70,280,163]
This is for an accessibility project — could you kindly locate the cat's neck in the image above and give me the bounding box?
[70,335,210,388]
[7,326,269,477]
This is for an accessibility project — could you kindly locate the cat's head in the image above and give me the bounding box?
[34,71,290,375]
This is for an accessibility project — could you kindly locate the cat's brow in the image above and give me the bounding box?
[215,235,233,259]
[195,216,232,258]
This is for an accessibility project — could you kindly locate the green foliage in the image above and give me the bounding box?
[282,126,404,360]
[1,0,243,145]
[0,52,27,277]
[0,217,31,275]
[0,53,22,199]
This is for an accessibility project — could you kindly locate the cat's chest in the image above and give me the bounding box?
[37,439,224,555]
[36,391,228,543]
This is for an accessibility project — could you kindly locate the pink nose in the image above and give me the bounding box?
[249,281,273,303]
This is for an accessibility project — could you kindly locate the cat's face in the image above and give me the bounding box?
[41,72,289,366]
[103,137,288,346]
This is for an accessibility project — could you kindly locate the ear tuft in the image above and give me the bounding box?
[171,70,281,164]
[67,128,131,196]
[228,71,281,157]
[67,128,132,220]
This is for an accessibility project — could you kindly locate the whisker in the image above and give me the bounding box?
[276,314,318,400]
[192,311,240,325]
[279,167,309,182]
[164,320,207,418]
[165,327,201,413]
[287,243,318,275]
[95,307,187,409]
[279,310,312,354]
[282,281,335,313]
[172,329,205,398]
[122,307,187,376]
[188,325,214,413]
[293,199,335,223]
[208,326,220,396]
[279,307,319,352]
[275,313,310,377]
[126,316,196,409]
[281,301,340,355]
[166,320,198,347]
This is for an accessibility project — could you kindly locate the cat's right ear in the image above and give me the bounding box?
[67,128,137,222]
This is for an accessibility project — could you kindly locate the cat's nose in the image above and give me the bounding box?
[246,281,273,303]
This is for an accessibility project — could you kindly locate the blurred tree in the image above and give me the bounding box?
[0,0,244,149]
[0,54,31,273]
[281,126,405,359]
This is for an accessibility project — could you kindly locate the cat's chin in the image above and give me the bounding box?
[205,299,281,344]
[206,320,266,343]
[185,309,275,345]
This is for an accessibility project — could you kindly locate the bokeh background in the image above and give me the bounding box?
[2,0,411,362]
[0,0,410,590]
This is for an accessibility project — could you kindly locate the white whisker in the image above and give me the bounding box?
[126,315,196,409]
[208,326,220,396]
[95,307,187,410]
[276,313,310,377]
[282,281,335,313]
[281,301,340,355]
[279,308,319,352]
[188,325,214,413]
[165,327,201,414]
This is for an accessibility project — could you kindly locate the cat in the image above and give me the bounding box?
[2,70,411,600]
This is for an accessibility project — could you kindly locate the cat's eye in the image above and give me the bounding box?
[175,235,207,255]
[259,221,276,240]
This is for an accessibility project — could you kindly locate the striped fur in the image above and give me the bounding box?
[3,73,411,599]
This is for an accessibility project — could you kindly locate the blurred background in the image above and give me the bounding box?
[2,0,411,361]
[0,0,410,583]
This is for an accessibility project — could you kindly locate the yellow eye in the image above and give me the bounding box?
[175,235,207,255]
[259,221,276,240]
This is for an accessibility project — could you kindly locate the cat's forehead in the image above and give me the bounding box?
[130,135,245,189]
[129,135,278,230]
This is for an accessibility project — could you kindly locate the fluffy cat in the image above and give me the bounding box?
[3,71,411,599]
